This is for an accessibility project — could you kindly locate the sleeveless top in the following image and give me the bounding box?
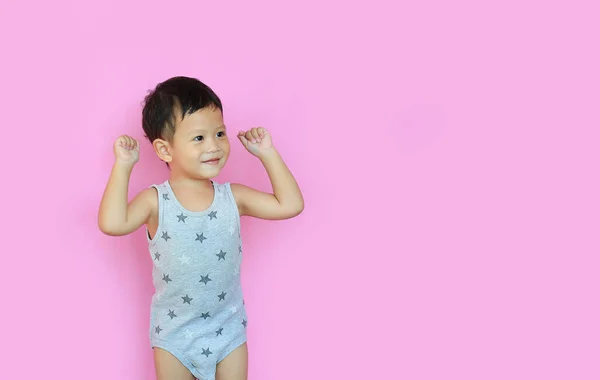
[145,180,247,354]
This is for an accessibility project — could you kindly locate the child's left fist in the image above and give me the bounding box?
[237,127,273,157]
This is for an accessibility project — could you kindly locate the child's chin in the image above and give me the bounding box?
[197,165,223,178]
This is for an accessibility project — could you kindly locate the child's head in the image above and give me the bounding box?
[142,76,230,179]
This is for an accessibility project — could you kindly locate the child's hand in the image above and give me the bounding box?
[237,127,273,157]
[113,135,140,167]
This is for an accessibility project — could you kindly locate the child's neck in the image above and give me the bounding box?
[168,171,213,191]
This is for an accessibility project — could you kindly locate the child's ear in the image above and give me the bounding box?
[153,139,172,163]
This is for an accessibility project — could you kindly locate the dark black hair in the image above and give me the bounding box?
[142,76,223,143]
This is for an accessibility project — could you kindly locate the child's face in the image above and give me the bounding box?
[168,106,230,179]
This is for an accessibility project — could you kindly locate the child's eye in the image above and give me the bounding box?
[217,131,226,138]
[194,136,204,141]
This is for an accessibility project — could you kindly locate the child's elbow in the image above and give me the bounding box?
[297,202,305,215]
[98,218,123,236]
[98,221,116,236]
[288,201,304,218]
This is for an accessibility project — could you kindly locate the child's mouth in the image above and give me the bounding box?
[202,158,220,165]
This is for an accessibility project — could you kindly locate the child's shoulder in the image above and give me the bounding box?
[130,183,163,212]
[137,186,159,206]
[228,182,249,198]
[212,180,235,192]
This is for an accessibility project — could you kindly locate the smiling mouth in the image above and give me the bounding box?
[202,158,221,165]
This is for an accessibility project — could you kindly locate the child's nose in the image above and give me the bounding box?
[204,136,218,150]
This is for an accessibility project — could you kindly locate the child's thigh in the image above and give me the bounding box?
[153,347,196,380]
[216,342,248,380]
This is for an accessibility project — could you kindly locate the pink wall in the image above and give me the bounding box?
[2,0,599,379]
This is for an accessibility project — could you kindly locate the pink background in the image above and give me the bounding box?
[1,0,598,379]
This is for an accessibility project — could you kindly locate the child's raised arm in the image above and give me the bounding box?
[98,135,155,236]
[232,127,304,220]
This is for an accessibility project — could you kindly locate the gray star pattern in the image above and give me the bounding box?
[199,275,212,285]
[216,250,226,260]
[202,348,212,357]
[151,184,249,344]
[195,233,207,243]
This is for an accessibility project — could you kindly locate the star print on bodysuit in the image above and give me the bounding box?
[199,275,212,285]
[146,180,248,380]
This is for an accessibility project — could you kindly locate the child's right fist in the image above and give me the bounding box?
[114,135,140,166]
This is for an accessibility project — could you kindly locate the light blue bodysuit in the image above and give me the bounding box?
[146,180,247,380]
